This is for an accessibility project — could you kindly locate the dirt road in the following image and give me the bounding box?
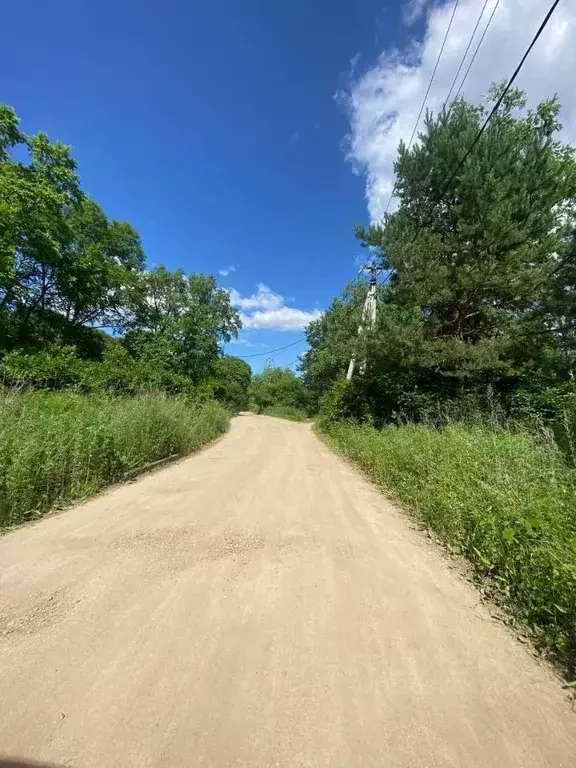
[1,415,575,767]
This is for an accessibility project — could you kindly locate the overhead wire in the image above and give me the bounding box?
[404,0,461,157]
[234,337,306,359]
[442,0,491,111]
[242,0,560,363]
[269,2,563,365]
[447,0,502,113]
[234,272,377,360]
[409,0,563,246]
[382,0,462,218]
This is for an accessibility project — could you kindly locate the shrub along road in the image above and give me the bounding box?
[1,415,575,767]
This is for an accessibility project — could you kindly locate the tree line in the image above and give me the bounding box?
[0,104,251,410]
[302,86,576,443]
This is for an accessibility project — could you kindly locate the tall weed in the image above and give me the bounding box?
[0,389,229,528]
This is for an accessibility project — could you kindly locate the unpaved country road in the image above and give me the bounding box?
[1,415,576,767]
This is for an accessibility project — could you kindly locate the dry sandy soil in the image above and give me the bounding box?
[1,414,575,767]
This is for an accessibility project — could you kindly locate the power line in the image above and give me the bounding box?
[234,336,306,359]
[442,0,491,110]
[234,276,373,360]
[448,0,502,112]
[410,0,562,246]
[234,269,390,363]
[382,0,461,217]
[405,0,461,155]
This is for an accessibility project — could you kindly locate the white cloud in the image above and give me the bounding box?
[341,0,576,222]
[229,283,322,331]
[218,265,237,277]
[403,0,431,26]
[227,335,260,347]
[240,307,322,331]
[228,283,283,311]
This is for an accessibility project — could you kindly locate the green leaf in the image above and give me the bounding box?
[503,528,515,544]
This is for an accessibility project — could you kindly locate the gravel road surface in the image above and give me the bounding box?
[1,414,575,767]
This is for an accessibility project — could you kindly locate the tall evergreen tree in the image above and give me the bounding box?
[303,87,576,421]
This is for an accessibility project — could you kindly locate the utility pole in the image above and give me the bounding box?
[346,261,383,381]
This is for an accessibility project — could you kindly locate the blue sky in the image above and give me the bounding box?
[3,0,574,371]
[0,0,408,370]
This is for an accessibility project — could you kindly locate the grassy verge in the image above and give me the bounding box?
[0,389,229,529]
[261,406,309,422]
[318,419,576,676]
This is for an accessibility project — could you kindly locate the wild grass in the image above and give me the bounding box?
[0,389,229,529]
[261,406,309,422]
[318,419,576,676]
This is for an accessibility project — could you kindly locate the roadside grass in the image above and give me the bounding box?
[261,406,309,422]
[318,419,576,677]
[0,389,229,529]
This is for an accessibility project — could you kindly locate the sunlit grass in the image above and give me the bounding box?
[261,406,309,422]
[0,389,229,528]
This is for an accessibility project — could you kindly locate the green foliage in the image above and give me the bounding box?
[248,367,309,414]
[318,378,359,425]
[0,106,142,349]
[261,406,308,422]
[126,266,240,383]
[320,420,576,674]
[54,199,145,329]
[0,105,244,396]
[1,345,84,388]
[211,356,251,412]
[0,389,229,528]
[1,344,198,396]
[302,87,576,425]
[512,385,576,465]
[307,86,576,678]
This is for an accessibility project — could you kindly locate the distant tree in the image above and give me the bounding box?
[126,266,241,382]
[302,281,375,409]
[248,367,309,414]
[212,356,252,412]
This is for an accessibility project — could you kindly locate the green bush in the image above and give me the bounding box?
[318,378,359,425]
[261,406,308,422]
[1,345,85,388]
[0,389,229,528]
[211,356,252,413]
[249,367,309,414]
[319,419,576,675]
[1,344,197,396]
[513,385,576,466]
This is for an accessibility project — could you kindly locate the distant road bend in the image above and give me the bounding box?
[1,415,575,767]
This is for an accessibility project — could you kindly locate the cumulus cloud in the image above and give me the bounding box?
[218,265,237,277]
[229,283,322,331]
[341,0,576,222]
[241,307,322,331]
[229,283,283,312]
